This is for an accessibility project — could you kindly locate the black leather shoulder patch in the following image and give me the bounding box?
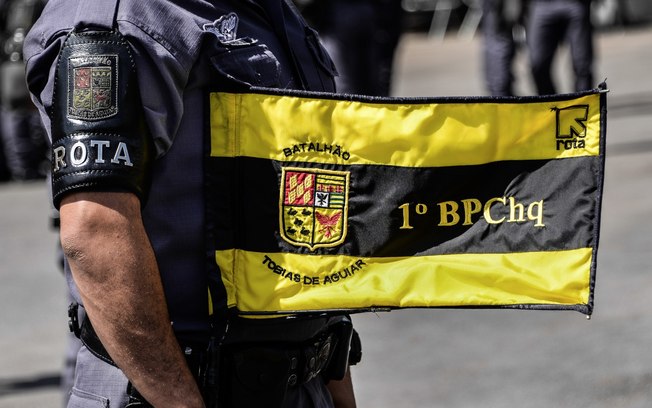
[50,30,152,209]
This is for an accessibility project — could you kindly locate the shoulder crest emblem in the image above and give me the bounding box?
[67,55,118,121]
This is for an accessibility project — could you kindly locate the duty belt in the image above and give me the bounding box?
[76,313,337,386]
[67,303,356,406]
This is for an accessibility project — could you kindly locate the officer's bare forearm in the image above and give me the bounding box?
[327,368,357,408]
[60,192,205,408]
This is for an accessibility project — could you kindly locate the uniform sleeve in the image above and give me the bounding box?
[115,0,203,158]
[25,8,194,159]
[24,8,71,143]
[24,6,196,208]
[119,22,193,157]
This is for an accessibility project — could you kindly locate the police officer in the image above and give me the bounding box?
[481,0,526,96]
[25,0,358,406]
[526,0,595,95]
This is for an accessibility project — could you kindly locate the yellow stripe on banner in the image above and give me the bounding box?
[215,248,592,313]
[209,92,602,167]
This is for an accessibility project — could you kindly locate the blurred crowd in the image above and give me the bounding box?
[295,0,601,98]
[0,0,47,183]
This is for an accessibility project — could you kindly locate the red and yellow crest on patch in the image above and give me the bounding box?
[280,167,350,251]
[68,55,118,121]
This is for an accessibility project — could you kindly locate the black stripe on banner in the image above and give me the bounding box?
[206,156,600,257]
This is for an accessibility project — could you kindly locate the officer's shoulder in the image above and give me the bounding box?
[24,0,75,59]
[26,0,204,63]
[117,0,206,62]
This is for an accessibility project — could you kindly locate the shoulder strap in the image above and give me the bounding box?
[258,0,335,91]
[74,0,119,31]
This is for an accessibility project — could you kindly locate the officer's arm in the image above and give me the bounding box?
[326,368,357,408]
[59,191,205,408]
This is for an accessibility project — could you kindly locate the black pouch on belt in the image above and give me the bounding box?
[217,314,357,407]
[321,316,353,381]
[219,343,300,407]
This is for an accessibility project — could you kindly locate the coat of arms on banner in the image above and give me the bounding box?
[68,55,118,120]
[280,167,350,251]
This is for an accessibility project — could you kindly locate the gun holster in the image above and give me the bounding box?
[217,314,359,408]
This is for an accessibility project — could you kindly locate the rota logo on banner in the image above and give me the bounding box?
[280,167,350,251]
[553,104,588,150]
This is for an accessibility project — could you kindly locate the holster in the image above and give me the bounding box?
[216,314,358,408]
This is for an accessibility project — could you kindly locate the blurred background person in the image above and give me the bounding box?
[0,0,11,182]
[526,0,595,95]
[0,131,9,181]
[298,0,403,96]
[481,0,526,96]
[0,0,48,181]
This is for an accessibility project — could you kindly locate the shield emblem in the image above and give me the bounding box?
[280,167,350,251]
[68,55,118,120]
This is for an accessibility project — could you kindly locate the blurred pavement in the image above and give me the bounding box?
[2,24,652,408]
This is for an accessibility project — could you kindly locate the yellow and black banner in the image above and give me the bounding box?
[205,87,607,316]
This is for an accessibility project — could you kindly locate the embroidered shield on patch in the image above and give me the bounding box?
[280,167,350,251]
[68,55,118,120]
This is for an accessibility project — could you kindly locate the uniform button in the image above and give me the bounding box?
[287,374,298,387]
